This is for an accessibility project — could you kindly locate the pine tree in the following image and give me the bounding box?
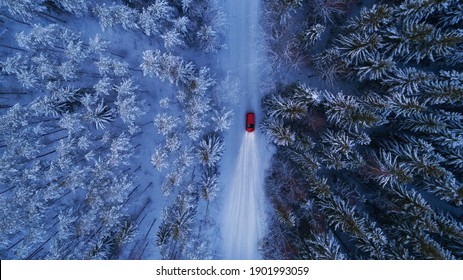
[383,67,434,96]
[303,232,346,260]
[48,0,88,17]
[114,79,146,129]
[197,134,224,168]
[211,109,233,132]
[141,50,194,85]
[0,0,45,20]
[94,4,139,31]
[261,118,295,147]
[88,34,109,55]
[263,93,307,120]
[151,145,169,171]
[162,29,185,49]
[16,69,38,89]
[346,4,395,34]
[356,53,395,81]
[31,53,56,80]
[154,113,180,136]
[139,0,173,36]
[303,24,326,46]
[311,0,349,24]
[336,32,383,66]
[198,167,219,202]
[86,102,114,130]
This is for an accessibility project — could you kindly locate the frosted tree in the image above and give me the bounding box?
[356,53,395,81]
[399,113,447,134]
[198,167,219,203]
[336,32,383,66]
[88,34,109,55]
[294,83,324,106]
[303,24,326,46]
[15,24,60,51]
[176,147,194,169]
[388,93,427,118]
[57,61,77,81]
[197,134,224,168]
[263,93,307,120]
[85,101,115,129]
[383,67,434,96]
[154,113,180,136]
[114,79,146,130]
[184,239,213,260]
[49,0,88,17]
[261,118,295,146]
[94,4,139,31]
[157,192,197,258]
[180,0,193,13]
[311,0,350,23]
[31,53,55,80]
[423,78,463,105]
[151,145,169,171]
[211,109,233,132]
[187,67,215,95]
[1,54,27,75]
[95,57,112,76]
[185,114,205,141]
[94,4,121,31]
[173,16,191,35]
[323,91,359,129]
[96,57,129,77]
[0,0,45,20]
[162,30,185,49]
[321,129,356,158]
[382,19,461,64]
[259,0,463,260]
[303,232,346,260]
[196,25,220,53]
[65,39,88,62]
[94,77,113,97]
[439,1,463,27]
[313,48,347,84]
[165,134,180,153]
[141,50,195,85]
[159,97,171,109]
[367,150,413,187]
[16,69,38,89]
[139,0,173,36]
[115,5,139,30]
[274,0,303,26]
[112,60,129,77]
[397,0,450,24]
[346,4,395,34]
[427,177,463,207]
[318,196,391,258]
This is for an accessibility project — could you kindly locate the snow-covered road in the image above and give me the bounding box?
[220,0,267,259]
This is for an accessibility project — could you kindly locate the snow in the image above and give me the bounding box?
[219,0,271,259]
[222,132,266,259]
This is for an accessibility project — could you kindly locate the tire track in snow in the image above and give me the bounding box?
[220,0,266,259]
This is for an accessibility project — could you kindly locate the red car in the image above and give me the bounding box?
[246,112,255,132]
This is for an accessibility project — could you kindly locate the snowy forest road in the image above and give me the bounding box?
[220,0,268,259]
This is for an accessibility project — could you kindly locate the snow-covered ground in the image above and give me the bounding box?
[219,0,270,259]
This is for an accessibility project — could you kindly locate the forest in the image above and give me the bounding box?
[260,0,463,259]
[1,0,463,260]
[0,0,228,260]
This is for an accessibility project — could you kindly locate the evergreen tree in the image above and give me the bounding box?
[196,133,224,168]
